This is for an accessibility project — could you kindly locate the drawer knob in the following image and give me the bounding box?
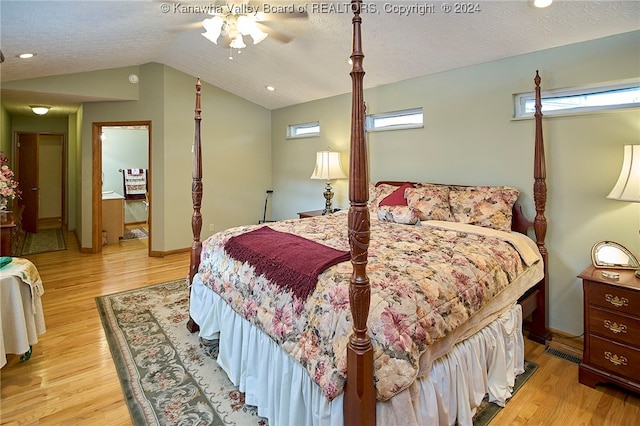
[604,351,628,366]
[605,294,629,308]
[603,320,627,334]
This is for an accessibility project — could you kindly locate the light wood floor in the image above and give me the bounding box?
[1,227,639,425]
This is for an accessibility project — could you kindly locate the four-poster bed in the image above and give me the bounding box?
[186,1,550,424]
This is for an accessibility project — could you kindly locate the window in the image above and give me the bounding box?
[366,107,423,132]
[287,121,320,138]
[514,80,640,118]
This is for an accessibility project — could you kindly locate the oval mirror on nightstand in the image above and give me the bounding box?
[591,241,640,270]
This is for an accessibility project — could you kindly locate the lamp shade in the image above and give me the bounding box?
[607,145,640,202]
[202,16,224,44]
[310,151,347,180]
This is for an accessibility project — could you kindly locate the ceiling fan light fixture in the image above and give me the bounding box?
[30,106,50,115]
[202,16,224,43]
[249,28,268,44]
[237,15,268,44]
[230,34,246,49]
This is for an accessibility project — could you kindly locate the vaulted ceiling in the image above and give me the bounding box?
[1,1,639,115]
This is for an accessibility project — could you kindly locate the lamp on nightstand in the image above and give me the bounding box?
[607,144,640,277]
[310,150,347,215]
[607,145,640,203]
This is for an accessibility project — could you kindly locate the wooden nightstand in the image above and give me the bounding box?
[1,205,24,256]
[578,265,640,394]
[297,210,326,219]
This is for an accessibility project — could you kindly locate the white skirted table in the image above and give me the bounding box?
[0,257,46,368]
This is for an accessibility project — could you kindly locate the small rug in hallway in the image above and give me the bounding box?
[95,280,266,426]
[20,227,66,255]
[472,359,538,426]
[121,227,148,240]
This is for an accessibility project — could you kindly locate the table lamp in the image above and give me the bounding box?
[607,144,640,277]
[310,150,347,214]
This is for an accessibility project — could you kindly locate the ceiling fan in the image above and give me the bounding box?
[168,1,308,50]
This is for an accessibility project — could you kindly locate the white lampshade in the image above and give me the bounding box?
[249,28,268,44]
[607,145,640,202]
[230,34,246,49]
[310,151,347,180]
[202,16,224,44]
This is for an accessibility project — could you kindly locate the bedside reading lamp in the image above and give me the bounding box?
[310,150,347,215]
[606,144,640,278]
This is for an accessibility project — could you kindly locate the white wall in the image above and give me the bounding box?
[271,30,640,336]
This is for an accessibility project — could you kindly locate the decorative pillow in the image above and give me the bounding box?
[405,185,453,221]
[377,205,420,225]
[379,182,414,207]
[448,186,519,231]
[368,183,397,215]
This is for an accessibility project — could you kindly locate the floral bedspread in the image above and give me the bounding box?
[197,211,541,401]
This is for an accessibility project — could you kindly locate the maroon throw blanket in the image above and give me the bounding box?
[224,226,350,299]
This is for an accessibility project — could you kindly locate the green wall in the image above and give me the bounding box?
[271,30,640,336]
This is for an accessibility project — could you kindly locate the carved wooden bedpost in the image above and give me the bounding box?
[187,78,203,333]
[344,1,376,424]
[529,70,551,344]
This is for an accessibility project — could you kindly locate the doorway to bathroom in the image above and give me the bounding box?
[91,121,151,254]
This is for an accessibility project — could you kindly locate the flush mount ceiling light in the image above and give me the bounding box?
[30,106,50,115]
[17,52,36,59]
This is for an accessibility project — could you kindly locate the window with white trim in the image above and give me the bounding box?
[366,107,423,132]
[514,80,640,118]
[287,121,320,138]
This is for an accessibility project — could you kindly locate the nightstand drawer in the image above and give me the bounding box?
[586,281,640,316]
[588,335,640,382]
[588,306,640,348]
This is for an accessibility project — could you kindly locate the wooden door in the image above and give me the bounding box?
[16,133,38,233]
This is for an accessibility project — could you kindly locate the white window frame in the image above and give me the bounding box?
[287,121,320,138]
[514,79,640,119]
[365,107,423,132]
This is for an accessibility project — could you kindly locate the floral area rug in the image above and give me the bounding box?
[20,227,66,255]
[96,280,535,425]
[95,280,266,426]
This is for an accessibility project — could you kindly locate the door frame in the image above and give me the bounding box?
[14,132,66,233]
[91,121,152,254]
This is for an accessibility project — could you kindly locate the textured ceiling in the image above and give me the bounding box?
[1,0,639,115]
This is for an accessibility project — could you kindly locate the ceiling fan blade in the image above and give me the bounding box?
[257,22,293,44]
[167,20,204,33]
[257,10,308,21]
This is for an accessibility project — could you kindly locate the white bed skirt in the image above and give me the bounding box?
[190,275,525,426]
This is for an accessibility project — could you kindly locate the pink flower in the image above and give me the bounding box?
[0,153,21,202]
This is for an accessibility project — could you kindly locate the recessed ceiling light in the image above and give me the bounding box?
[17,53,36,59]
[533,0,552,8]
[265,85,275,92]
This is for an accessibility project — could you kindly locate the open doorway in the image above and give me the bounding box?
[91,121,151,255]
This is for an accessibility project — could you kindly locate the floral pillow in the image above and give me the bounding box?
[448,186,519,231]
[405,185,454,221]
[368,183,398,215]
[377,205,420,225]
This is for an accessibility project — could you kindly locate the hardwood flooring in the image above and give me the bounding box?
[1,227,639,425]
